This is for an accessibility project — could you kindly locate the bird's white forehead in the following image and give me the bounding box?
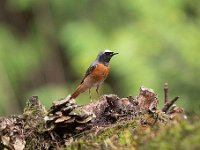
[103,49,113,53]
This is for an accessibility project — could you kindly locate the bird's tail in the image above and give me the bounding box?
[70,84,85,99]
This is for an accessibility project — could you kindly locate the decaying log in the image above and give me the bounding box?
[0,84,183,149]
[137,86,158,112]
[45,86,159,135]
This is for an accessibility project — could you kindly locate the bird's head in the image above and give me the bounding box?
[96,49,118,65]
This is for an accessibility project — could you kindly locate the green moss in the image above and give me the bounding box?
[97,128,114,140]
[66,113,200,150]
[141,119,200,150]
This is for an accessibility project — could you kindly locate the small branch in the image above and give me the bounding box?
[161,96,180,113]
[164,82,168,103]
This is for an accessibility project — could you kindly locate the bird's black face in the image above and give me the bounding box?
[97,50,118,65]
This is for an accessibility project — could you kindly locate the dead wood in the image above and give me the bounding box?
[0,84,183,149]
[161,96,180,113]
[164,82,169,103]
[161,83,180,113]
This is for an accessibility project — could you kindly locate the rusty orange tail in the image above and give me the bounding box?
[70,84,86,99]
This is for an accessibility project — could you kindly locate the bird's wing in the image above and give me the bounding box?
[80,63,96,84]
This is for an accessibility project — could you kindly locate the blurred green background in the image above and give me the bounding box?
[0,0,200,115]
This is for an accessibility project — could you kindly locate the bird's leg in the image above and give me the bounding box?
[96,85,100,96]
[89,88,92,102]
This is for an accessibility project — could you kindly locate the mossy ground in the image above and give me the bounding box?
[66,113,200,150]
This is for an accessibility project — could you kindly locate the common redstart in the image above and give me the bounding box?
[70,49,118,99]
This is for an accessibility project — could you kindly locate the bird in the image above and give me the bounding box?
[70,49,118,100]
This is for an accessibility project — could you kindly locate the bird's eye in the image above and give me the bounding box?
[105,52,112,55]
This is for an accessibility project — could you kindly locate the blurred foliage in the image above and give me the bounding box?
[0,0,200,115]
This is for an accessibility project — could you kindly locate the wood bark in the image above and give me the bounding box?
[0,84,183,150]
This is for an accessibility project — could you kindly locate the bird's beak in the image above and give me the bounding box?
[112,52,119,56]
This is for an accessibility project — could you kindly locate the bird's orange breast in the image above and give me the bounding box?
[91,63,110,81]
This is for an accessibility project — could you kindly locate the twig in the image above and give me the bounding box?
[161,96,180,113]
[164,82,168,103]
